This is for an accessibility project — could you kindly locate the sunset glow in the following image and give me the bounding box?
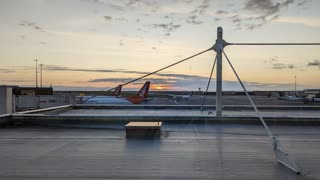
[0,0,320,91]
[155,85,164,90]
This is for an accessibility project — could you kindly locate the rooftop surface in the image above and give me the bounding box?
[2,95,320,179]
[0,124,319,179]
[59,108,320,118]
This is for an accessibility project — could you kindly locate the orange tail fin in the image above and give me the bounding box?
[126,81,151,104]
[136,81,150,98]
[112,85,122,96]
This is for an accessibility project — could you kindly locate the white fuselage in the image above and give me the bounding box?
[278,96,302,101]
[80,96,132,104]
[172,95,192,100]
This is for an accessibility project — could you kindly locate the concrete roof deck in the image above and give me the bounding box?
[0,124,319,179]
[9,104,320,126]
[2,103,320,179]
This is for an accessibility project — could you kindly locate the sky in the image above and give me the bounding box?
[0,0,320,91]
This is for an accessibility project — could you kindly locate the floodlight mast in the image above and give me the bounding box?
[212,27,227,117]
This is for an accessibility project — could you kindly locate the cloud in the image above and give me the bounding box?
[126,0,160,12]
[91,0,161,13]
[264,57,296,70]
[104,16,112,21]
[0,69,15,73]
[86,76,193,86]
[91,0,300,32]
[307,60,320,69]
[244,0,293,19]
[119,40,124,46]
[43,65,209,80]
[264,57,278,64]
[155,73,205,79]
[88,0,125,11]
[297,0,309,6]
[241,0,303,30]
[18,35,26,40]
[126,0,139,6]
[31,64,304,91]
[44,65,217,89]
[272,63,287,69]
[274,16,320,27]
[151,22,181,36]
[115,17,128,21]
[87,0,310,32]
[271,63,296,70]
[103,16,128,22]
[193,0,211,15]
[88,74,304,91]
[19,20,45,32]
[44,65,149,74]
[51,85,108,91]
[0,79,32,83]
[216,10,228,15]
[232,17,241,24]
[287,64,296,69]
[88,77,178,85]
[186,15,203,25]
[246,23,264,30]
[270,14,280,21]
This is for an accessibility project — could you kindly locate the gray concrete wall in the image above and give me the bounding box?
[16,95,73,111]
[0,87,13,114]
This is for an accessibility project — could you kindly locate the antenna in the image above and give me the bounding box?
[203,27,320,174]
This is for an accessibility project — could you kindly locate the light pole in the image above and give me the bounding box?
[40,64,43,88]
[34,59,38,88]
[295,76,297,96]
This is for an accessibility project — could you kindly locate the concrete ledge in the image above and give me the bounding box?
[74,104,320,111]
[0,114,12,126]
[15,104,72,114]
[125,122,162,138]
[10,114,320,126]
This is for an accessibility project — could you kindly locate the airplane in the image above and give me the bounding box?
[80,81,151,104]
[78,84,122,102]
[111,85,122,96]
[168,91,194,104]
[271,92,320,104]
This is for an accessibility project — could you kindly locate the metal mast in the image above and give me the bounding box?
[295,76,297,96]
[34,59,38,88]
[40,64,43,88]
[212,27,227,117]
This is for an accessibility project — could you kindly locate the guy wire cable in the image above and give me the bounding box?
[81,47,212,103]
